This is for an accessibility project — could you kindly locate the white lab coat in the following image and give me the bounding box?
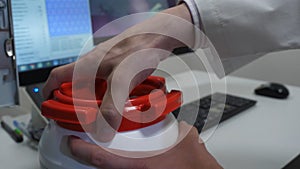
[191,0,300,76]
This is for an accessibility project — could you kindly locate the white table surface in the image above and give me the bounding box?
[204,76,300,169]
[0,117,39,169]
[1,70,300,169]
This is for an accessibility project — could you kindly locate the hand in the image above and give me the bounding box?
[68,121,223,169]
[43,4,195,141]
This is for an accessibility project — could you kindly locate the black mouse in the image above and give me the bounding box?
[254,83,289,99]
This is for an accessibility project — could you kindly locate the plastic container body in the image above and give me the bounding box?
[39,114,178,169]
[39,76,181,169]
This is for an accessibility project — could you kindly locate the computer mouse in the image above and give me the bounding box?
[254,83,289,99]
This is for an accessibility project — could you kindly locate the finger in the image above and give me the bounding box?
[177,121,200,144]
[68,136,145,169]
[102,49,161,114]
[94,92,120,142]
[43,48,108,99]
[94,50,161,141]
[92,71,149,142]
[179,122,205,146]
[43,63,75,99]
[178,122,219,165]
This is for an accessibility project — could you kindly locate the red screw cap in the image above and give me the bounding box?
[41,76,182,132]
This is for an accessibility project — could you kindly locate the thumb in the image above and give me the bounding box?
[93,69,155,142]
[93,51,162,142]
[93,62,140,141]
[93,76,124,142]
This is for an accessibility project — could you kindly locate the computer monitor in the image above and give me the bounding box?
[10,0,176,86]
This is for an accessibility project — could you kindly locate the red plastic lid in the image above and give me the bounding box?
[41,76,182,132]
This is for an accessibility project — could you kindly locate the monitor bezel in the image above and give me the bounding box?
[18,66,58,86]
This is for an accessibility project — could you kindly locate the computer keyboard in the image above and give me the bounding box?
[172,92,257,133]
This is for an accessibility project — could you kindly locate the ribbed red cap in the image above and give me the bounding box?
[41,76,182,132]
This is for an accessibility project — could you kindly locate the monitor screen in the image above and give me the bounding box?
[10,0,176,86]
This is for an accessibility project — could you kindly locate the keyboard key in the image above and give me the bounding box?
[172,93,257,133]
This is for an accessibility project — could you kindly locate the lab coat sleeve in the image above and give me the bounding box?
[183,0,300,77]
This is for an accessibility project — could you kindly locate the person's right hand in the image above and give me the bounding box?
[68,121,223,169]
[43,4,195,142]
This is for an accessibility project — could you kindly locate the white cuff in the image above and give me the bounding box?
[178,0,202,49]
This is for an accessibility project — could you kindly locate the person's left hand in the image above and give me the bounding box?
[68,121,223,169]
